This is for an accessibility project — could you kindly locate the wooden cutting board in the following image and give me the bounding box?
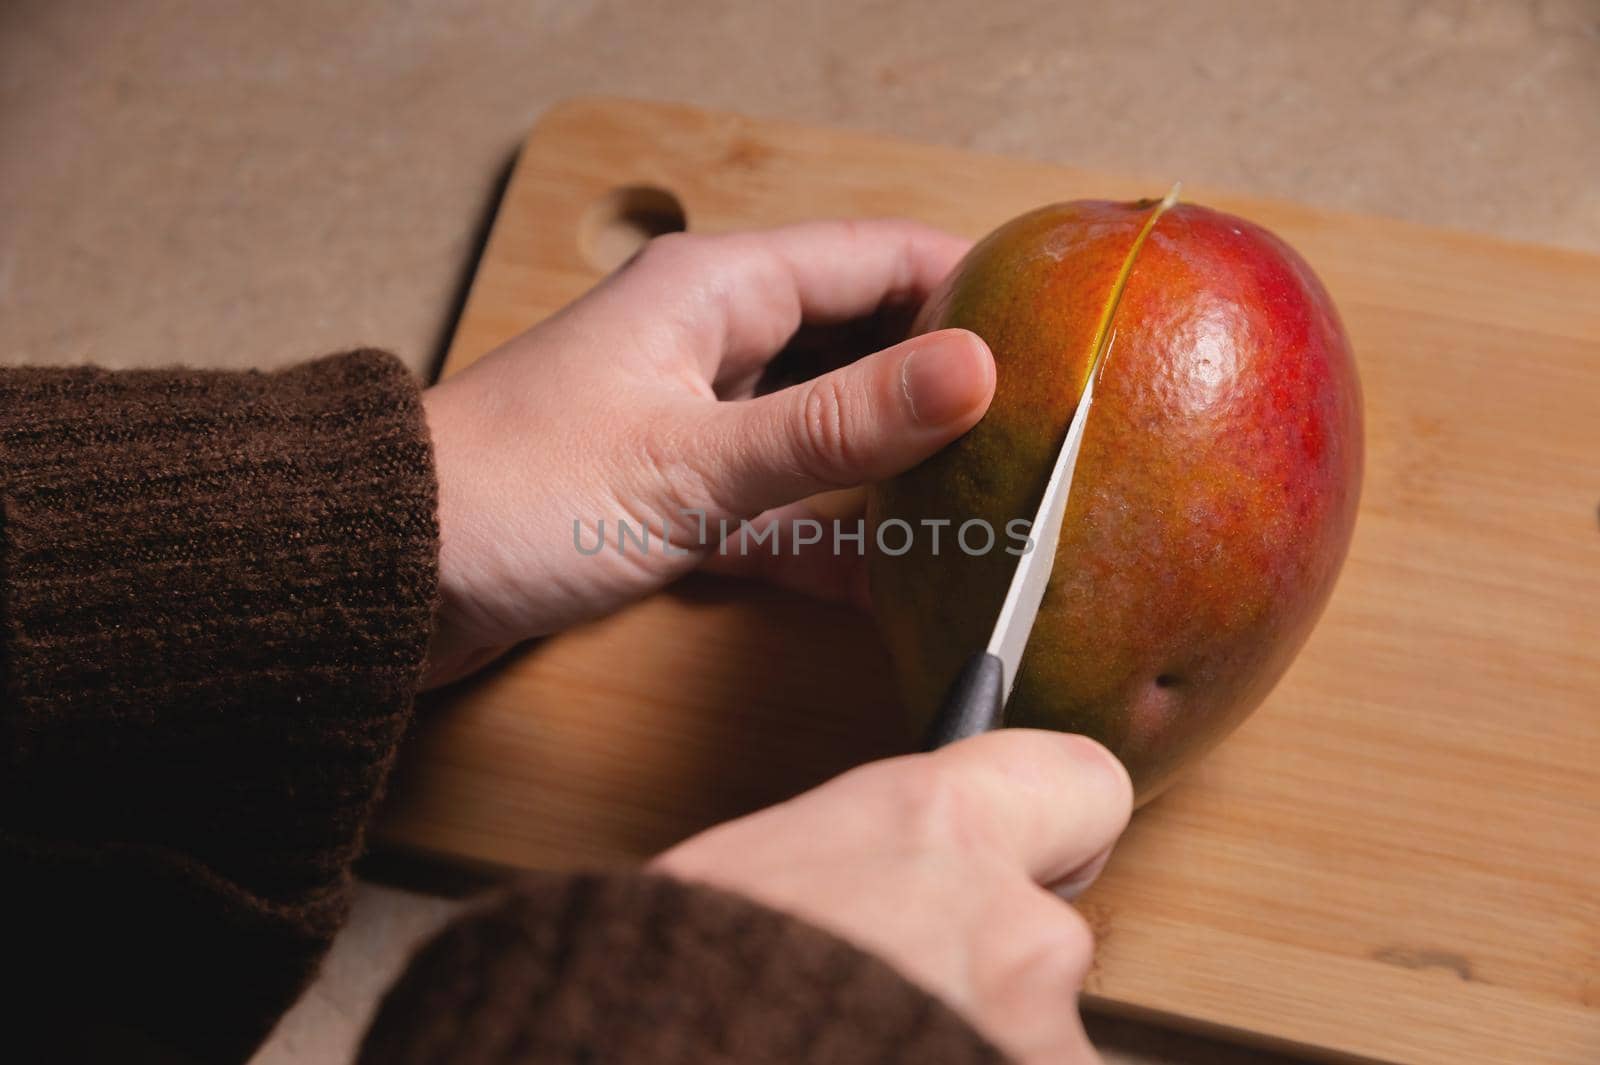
[376,97,1600,1064]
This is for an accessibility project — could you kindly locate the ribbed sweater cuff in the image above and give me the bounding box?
[0,349,438,1060]
[360,871,1007,1065]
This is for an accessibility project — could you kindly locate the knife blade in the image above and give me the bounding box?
[922,184,1179,749]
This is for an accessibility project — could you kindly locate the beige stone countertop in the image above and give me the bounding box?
[4,1,1597,1062]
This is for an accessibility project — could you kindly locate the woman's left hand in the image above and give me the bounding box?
[421,220,994,687]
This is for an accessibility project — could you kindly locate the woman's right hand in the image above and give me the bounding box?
[652,729,1133,1064]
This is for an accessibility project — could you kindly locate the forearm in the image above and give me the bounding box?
[0,350,438,1061]
[359,870,1007,1065]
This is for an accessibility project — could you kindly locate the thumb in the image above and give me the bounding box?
[703,328,994,516]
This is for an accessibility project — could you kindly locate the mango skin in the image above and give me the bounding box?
[867,200,1363,801]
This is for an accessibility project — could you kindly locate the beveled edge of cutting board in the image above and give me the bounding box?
[440,95,1600,378]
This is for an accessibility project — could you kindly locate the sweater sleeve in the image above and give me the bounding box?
[0,350,438,1063]
[358,871,1008,1065]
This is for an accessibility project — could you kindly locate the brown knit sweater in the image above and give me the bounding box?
[0,351,1003,1064]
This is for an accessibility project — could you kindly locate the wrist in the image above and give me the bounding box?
[420,382,490,689]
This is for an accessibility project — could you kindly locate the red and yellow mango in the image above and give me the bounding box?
[868,199,1363,800]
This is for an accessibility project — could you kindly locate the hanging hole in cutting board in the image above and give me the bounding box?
[579,185,687,272]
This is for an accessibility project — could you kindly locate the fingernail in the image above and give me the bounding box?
[900,330,991,427]
[1053,849,1113,901]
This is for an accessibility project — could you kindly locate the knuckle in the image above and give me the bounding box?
[1011,906,1097,989]
[636,418,729,525]
[794,377,859,486]
[634,230,703,274]
[1054,905,1097,963]
[873,758,988,855]
[836,216,868,246]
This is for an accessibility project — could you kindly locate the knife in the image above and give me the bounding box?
[921,185,1177,750]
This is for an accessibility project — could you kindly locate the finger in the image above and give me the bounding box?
[692,328,994,515]
[602,220,971,383]
[925,729,1133,887]
[700,492,872,610]
[975,886,1103,1065]
[1052,846,1114,901]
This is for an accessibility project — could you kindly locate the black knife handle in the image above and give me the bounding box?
[922,651,1006,751]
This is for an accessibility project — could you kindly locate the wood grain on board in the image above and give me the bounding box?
[376,98,1600,1064]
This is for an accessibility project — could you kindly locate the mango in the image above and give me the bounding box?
[867,199,1363,800]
